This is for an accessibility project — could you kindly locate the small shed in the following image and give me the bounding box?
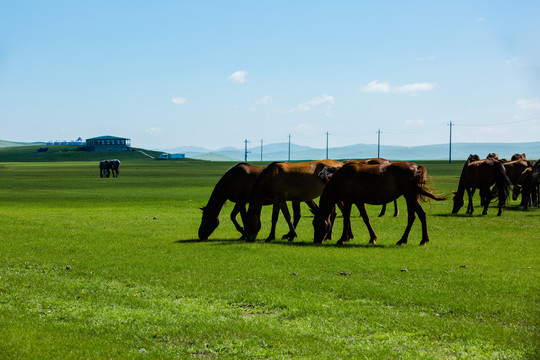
[86,136,131,151]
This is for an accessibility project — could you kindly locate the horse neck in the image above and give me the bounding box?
[455,173,468,197]
[316,186,338,221]
[204,183,229,216]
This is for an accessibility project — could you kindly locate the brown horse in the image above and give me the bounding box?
[514,159,540,209]
[486,153,499,160]
[511,153,526,161]
[452,158,511,216]
[99,160,111,177]
[502,159,531,203]
[245,159,343,242]
[346,158,399,217]
[198,163,316,240]
[312,161,446,245]
[110,159,121,177]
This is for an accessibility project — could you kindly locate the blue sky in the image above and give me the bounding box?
[1,1,539,150]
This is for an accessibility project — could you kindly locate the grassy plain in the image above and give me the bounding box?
[0,148,538,359]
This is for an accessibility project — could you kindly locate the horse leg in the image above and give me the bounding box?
[265,204,280,242]
[280,202,297,241]
[393,200,399,217]
[305,200,318,213]
[378,203,386,217]
[336,201,353,240]
[357,203,377,244]
[466,188,474,214]
[283,202,301,240]
[230,203,246,239]
[480,187,491,215]
[337,202,352,245]
[416,201,429,245]
[396,196,417,245]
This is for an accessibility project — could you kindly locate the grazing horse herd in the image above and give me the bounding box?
[452,153,539,215]
[199,153,538,245]
[199,158,445,245]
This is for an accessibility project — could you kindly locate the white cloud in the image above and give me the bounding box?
[292,95,335,116]
[255,95,273,105]
[361,80,436,95]
[506,57,525,67]
[517,98,540,110]
[145,127,162,136]
[361,80,391,93]
[171,96,187,105]
[227,70,248,84]
[405,119,425,126]
[394,82,436,94]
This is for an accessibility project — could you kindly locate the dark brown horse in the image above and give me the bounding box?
[245,159,343,242]
[110,159,121,177]
[514,159,540,209]
[99,160,111,178]
[346,158,399,217]
[511,153,526,161]
[312,161,446,245]
[198,163,316,240]
[452,158,511,216]
[502,159,531,203]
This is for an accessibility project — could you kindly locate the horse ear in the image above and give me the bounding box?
[200,207,205,211]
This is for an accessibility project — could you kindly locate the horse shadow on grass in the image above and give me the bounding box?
[174,237,395,248]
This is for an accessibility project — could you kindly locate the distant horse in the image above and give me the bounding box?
[110,159,121,177]
[511,153,526,161]
[502,159,530,203]
[514,159,540,209]
[198,163,317,240]
[312,161,446,245]
[452,158,511,216]
[99,160,111,178]
[245,159,343,242]
[346,158,399,217]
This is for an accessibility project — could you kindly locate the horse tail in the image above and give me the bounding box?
[494,160,511,206]
[413,165,449,202]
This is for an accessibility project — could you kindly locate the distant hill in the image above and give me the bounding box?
[0,140,46,148]
[158,141,540,161]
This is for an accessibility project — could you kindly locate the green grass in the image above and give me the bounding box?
[0,157,538,359]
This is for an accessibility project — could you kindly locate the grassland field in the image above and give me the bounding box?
[0,147,538,359]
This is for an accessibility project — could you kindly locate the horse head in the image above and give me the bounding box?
[244,211,261,242]
[312,210,332,243]
[198,206,220,240]
[451,191,464,214]
[467,154,480,163]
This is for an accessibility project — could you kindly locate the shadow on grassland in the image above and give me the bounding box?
[174,237,393,248]
[174,238,246,245]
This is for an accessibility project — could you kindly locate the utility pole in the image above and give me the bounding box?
[448,121,454,164]
[325,131,329,159]
[260,139,263,162]
[288,134,291,161]
[244,139,250,162]
[377,129,381,158]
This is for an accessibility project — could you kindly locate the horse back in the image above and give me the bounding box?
[218,163,264,203]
